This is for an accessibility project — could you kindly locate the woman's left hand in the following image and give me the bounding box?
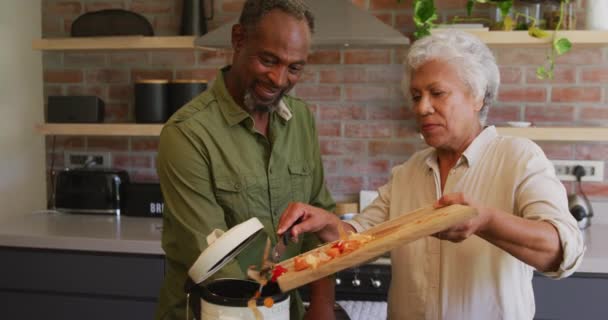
[432,192,493,242]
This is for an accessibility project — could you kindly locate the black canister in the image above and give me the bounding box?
[134,79,169,123]
[180,0,213,36]
[168,79,208,116]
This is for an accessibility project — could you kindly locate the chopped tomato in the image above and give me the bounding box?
[326,247,341,258]
[270,265,288,282]
[331,241,345,253]
[294,256,310,271]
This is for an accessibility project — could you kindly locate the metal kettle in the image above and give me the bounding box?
[568,194,592,229]
[568,165,594,229]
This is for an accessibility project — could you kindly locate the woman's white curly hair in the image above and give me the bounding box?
[402,30,500,125]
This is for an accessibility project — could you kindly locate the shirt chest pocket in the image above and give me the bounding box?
[214,178,249,225]
[214,177,266,226]
[288,164,313,203]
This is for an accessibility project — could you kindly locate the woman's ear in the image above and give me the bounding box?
[473,98,484,112]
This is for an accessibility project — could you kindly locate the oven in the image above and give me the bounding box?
[299,257,391,320]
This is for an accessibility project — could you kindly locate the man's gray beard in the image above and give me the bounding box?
[243,91,279,113]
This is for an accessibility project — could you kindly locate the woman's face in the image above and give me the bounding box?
[409,59,483,152]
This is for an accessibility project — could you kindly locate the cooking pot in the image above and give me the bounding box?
[187,279,289,320]
[185,218,290,320]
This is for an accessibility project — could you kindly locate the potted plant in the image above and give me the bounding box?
[406,0,573,80]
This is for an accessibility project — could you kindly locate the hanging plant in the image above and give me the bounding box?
[406,0,573,80]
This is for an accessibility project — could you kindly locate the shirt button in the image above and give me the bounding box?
[234,182,241,190]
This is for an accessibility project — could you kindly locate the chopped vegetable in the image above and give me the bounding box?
[271,265,288,282]
[263,297,275,308]
[294,256,309,271]
[247,298,263,320]
[326,247,341,258]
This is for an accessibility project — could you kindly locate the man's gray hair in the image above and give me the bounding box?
[402,30,500,125]
[239,0,315,34]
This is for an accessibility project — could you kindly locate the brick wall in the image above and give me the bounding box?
[42,0,608,202]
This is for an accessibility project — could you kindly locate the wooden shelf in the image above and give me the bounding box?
[465,30,608,46]
[32,36,196,50]
[36,123,163,136]
[32,31,608,51]
[495,126,608,142]
[36,123,608,141]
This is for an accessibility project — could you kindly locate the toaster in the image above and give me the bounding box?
[53,167,129,215]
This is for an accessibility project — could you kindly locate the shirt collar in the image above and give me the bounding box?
[212,66,293,127]
[424,125,498,170]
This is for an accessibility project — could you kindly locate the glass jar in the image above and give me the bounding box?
[490,6,515,31]
[543,0,576,30]
[514,2,545,30]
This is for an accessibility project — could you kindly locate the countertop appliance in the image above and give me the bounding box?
[569,165,594,229]
[53,167,129,215]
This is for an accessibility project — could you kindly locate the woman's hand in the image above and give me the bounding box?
[431,192,493,242]
[277,202,351,243]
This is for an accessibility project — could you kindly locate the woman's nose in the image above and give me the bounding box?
[413,96,434,116]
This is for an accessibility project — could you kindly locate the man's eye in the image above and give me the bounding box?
[260,57,275,66]
[288,65,303,74]
[431,91,444,96]
[411,95,421,102]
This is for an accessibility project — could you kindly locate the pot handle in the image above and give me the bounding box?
[184,278,201,320]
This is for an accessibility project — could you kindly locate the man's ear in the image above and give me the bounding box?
[231,24,245,52]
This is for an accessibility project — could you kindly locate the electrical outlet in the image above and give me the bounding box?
[65,151,112,168]
[551,160,604,182]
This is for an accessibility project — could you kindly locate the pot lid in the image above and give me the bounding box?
[188,217,265,284]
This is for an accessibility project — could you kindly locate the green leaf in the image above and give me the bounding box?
[466,0,475,16]
[414,0,436,22]
[536,66,549,80]
[528,26,549,38]
[413,0,438,39]
[496,1,513,19]
[554,38,572,55]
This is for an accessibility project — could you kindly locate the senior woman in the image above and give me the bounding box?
[277,30,584,319]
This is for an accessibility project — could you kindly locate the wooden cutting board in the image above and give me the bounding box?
[276,204,477,292]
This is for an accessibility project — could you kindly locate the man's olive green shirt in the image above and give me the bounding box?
[155,68,335,320]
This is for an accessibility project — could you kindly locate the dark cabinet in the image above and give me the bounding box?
[533,272,608,320]
[0,246,164,320]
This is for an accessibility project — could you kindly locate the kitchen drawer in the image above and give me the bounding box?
[0,291,156,320]
[0,246,164,299]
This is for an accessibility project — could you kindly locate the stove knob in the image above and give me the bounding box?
[335,277,342,286]
[352,278,361,287]
[370,278,382,288]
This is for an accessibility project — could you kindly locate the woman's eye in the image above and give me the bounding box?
[411,95,421,102]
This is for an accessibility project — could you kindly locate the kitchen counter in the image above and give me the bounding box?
[0,211,606,273]
[0,211,163,254]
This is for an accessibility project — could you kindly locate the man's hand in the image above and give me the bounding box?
[277,202,351,243]
[431,192,493,242]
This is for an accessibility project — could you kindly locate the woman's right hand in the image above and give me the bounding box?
[277,202,352,243]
